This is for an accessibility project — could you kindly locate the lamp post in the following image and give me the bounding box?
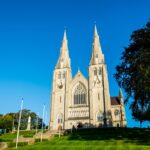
[16,98,24,149]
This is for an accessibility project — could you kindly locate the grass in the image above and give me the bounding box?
[0,132,16,142]
[0,130,37,142]
[19,130,36,137]
[5,128,150,150]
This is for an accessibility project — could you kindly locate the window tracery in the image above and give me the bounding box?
[97,112,103,122]
[57,114,63,124]
[74,83,86,105]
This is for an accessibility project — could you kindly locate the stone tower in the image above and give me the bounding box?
[50,31,72,130]
[88,25,112,127]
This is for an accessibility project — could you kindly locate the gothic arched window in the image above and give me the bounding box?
[58,73,61,79]
[74,83,86,105]
[57,114,63,124]
[97,112,103,122]
[94,69,97,76]
[114,109,120,116]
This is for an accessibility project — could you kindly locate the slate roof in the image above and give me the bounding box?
[111,96,121,105]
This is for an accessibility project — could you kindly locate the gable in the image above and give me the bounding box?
[70,70,88,92]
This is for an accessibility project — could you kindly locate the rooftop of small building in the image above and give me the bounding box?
[111,96,121,105]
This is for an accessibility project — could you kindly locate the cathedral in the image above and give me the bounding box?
[49,25,126,130]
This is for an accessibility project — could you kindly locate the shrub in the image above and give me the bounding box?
[7,142,16,147]
[35,138,41,142]
[35,138,48,142]
[19,131,36,137]
[42,138,48,142]
[18,142,28,146]
[0,138,12,142]
[22,133,34,137]
[8,142,28,147]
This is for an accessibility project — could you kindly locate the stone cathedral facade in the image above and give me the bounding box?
[49,26,126,130]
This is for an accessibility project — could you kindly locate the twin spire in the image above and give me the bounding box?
[61,30,67,50]
[55,30,70,69]
[56,25,104,69]
[90,25,104,65]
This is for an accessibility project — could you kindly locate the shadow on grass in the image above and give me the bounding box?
[67,128,150,146]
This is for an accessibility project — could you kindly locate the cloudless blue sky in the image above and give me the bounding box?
[0,0,150,127]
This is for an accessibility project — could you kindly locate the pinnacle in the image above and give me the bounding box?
[77,68,81,75]
[56,29,70,69]
[119,88,123,98]
[63,29,67,41]
[90,24,104,65]
[94,24,98,37]
[61,29,68,50]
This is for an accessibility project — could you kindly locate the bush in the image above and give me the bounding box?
[0,132,16,142]
[0,138,12,142]
[42,138,48,142]
[35,138,48,142]
[7,142,16,147]
[54,134,59,137]
[20,131,36,137]
[22,133,34,137]
[8,142,28,147]
[18,142,28,146]
[35,138,41,142]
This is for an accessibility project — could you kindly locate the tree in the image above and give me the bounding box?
[0,109,43,131]
[15,109,43,130]
[0,113,14,131]
[114,21,150,127]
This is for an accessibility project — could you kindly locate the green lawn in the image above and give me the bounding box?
[7,128,150,150]
[0,130,37,142]
[0,132,16,142]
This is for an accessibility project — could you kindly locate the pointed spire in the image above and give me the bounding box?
[119,88,123,98]
[55,29,71,69]
[94,24,98,37]
[90,24,104,65]
[61,29,68,50]
[63,29,67,41]
[78,67,80,71]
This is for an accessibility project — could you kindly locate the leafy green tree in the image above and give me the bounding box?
[114,21,150,127]
[15,109,43,130]
[0,113,14,131]
[0,109,43,131]
[0,115,4,129]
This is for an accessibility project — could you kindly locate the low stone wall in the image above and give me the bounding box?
[0,142,7,150]
[1,131,55,149]
[13,136,35,145]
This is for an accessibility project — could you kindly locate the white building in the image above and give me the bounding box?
[49,25,126,130]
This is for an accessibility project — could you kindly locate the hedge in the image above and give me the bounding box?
[35,138,48,142]
[8,142,28,147]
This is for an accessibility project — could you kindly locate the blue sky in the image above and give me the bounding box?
[0,0,149,127]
